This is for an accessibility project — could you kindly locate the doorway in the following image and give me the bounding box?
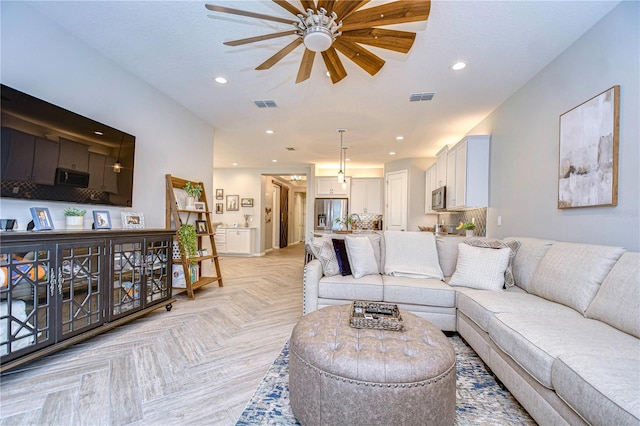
[385,170,408,231]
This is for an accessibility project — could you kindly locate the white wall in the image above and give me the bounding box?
[0,2,214,229]
[470,1,639,251]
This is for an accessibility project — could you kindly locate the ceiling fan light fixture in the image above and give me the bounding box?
[297,8,341,53]
[303,26,333,52]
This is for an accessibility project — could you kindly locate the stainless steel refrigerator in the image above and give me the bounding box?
[314,198,348,231]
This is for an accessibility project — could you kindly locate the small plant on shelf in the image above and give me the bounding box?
[63,207,86,216]
[183,182,203,199]
[335,215,354,230]
[178,224,198,264]
[462,222,476,230]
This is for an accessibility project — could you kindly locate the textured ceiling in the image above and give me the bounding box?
[28,1,620,171]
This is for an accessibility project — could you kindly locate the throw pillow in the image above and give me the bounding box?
[464,238,521,287]
[344,235,379,279]
[310,236,340,277]
[449,243,511,291]
[332,239,352,276]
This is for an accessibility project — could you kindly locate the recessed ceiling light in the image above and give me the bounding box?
[215,76,228,84]
[272,159,278,163]
[396,136,404,140]
[266,129,274,134]
[232,162,238,166]
[94,131,103,136]
[345,158,351,162]
[451,61,467,71]
[389,151,396,155]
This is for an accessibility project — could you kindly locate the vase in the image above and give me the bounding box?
[66,216,84,230]
[465,230,474,237]
[185,196,195,209]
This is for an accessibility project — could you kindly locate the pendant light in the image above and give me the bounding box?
[113,135,124,173]
[337,129,346,183]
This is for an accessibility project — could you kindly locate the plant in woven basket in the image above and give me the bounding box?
[177,224,198,263]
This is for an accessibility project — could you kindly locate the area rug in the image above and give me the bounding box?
[236,335,535,425]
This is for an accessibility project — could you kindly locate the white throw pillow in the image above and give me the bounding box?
[345,235,379,279]
[449,243,511,291]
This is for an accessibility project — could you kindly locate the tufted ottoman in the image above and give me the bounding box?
[289,304,456,426]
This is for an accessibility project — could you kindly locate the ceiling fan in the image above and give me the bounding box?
[205,1,431,84]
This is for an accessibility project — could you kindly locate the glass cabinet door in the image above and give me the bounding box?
[110,240,143,320]
[144,237,171,307]
[0,244,54,361]
[57,241,104,339]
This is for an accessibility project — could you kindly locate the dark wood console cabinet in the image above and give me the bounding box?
[0,229,175,372]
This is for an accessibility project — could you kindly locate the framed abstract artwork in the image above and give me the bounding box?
[558,85,619,209]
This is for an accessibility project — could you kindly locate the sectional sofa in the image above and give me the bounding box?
[303,231,639,425]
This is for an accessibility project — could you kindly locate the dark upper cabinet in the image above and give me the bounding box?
[88,152,119,193]
[1,127,58,185]
[58,138,89,172]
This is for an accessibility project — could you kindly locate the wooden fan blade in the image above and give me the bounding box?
[333,39,385,76]
[256,38,303,70]
[317,0,336,14]
[224,30,299,46]
[340,28,416,53]
[296,49,316,83]
[272,0,303,17]
[205,4,297,25]
[341,1,430,31]
[333,1,369,21]
[321,47,347,84]
[299,0,317,12]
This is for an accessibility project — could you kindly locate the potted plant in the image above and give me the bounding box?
[462,221,476,237]
[335,215,354,231]
[183,182,203,208]
[63,207,86,230]
[177,223,198,263]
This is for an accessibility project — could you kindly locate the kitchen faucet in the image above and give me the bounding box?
[351,213,362,230]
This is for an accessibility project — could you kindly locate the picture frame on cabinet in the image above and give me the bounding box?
[92,210,112,229]
[29,207,54,231]
[558,85,619,209]
[194,201,206,211]
[121,212,145,229]
[195,220,208,234]
[241,198,254,207]
[226,195,239,211]
[216,203,224,214]
[216,189,224,200]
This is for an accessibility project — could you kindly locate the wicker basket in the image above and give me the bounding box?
[349,301,404,331]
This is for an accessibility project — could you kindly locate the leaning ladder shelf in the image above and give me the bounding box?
[165,174,223,299]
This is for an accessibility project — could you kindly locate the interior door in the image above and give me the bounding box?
[385,170,408,231]
[279,186,289,248]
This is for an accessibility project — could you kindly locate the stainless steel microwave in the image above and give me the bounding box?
[432,186,446,211]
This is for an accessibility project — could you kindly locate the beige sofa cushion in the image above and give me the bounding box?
[552,354,640,426]
[528,242,625,313]
[384,231,443,279]
[435,236,466,277]
[503,237,554,292]
[318,274,383,301]
[382,275,456,307]
[586,252,640,338]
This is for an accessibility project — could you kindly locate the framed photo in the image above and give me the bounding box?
[241,198,254,207]
[194,201,206,211]
[121,212,145,229]
[216,203,224,214]
[226,195,239,211]
[92,210,112,229]
[558,85,619,209]
[30,207,54,231]
[195,220,209,234]
[216,189,224,200]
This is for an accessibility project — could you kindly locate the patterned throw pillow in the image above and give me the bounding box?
[463,238,521,287]
[310,236,340,277]
[449,243,512,291]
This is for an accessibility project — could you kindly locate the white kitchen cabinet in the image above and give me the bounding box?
[350,178,383,215]
[435,145,448,188]
[424,164,438,214]
[218,227,255,256]
[445,135,490,209]
[315,176,350,197]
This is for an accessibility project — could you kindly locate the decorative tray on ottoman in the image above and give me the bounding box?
[350,301,404,331]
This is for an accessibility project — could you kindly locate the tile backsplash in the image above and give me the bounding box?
[437,208,487,236]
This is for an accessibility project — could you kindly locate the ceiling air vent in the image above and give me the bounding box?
[285,147,296,151]
[254,99,278,108]
[409,92,435,102]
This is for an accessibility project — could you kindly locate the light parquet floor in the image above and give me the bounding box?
[0,243,306,426]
